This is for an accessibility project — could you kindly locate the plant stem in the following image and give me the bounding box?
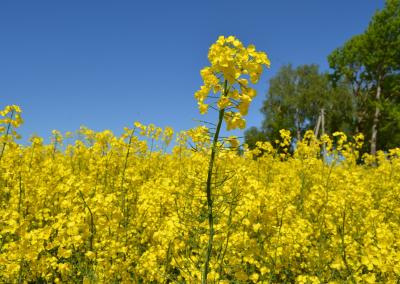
[79,191,95,251]
[202,80,227,284]
[0,110,15,162]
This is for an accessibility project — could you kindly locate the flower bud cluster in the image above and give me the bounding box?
[0,105,23,142]
[194,36,270,130]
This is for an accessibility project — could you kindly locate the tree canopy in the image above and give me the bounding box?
[245,64,353,149]
[246,0,400,153]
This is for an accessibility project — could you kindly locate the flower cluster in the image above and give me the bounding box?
[0,105,23,145]
[194,35,270,130]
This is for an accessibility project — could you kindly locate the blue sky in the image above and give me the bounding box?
[1,0,385,142]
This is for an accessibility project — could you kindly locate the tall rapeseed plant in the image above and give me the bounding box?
[194,35,270,283]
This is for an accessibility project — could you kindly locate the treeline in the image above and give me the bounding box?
[245,0,400,154]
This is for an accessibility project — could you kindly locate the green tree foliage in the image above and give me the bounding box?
[245,64,353,149]
[244,126,267,149]
[247,0,399,153]
[328,0,400,153]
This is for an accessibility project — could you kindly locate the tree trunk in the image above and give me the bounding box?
[321,108,326,160]
[295,108,301,142]
[370,82,381,155]
[314,112,321,137]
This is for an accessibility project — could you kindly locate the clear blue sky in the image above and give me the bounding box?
[1,0,385,142]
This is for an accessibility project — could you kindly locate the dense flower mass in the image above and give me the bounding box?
[1,105,400,283]
[194,36,270,130]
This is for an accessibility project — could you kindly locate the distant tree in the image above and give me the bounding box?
[245,64,354,148]
[328,0,400,154]
[244,126,266,149]
[328,35,371,136]
[379,73,400,149]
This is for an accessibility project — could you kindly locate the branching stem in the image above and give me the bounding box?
[202,80,227,284]
[0,110,15,162]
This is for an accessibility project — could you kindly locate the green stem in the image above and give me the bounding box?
[79,191,95,251]
[121,130,134,249]
[202,80,227,284]
[0,110,15,162]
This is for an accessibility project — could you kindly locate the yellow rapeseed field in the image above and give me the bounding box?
[1,36,399,283]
